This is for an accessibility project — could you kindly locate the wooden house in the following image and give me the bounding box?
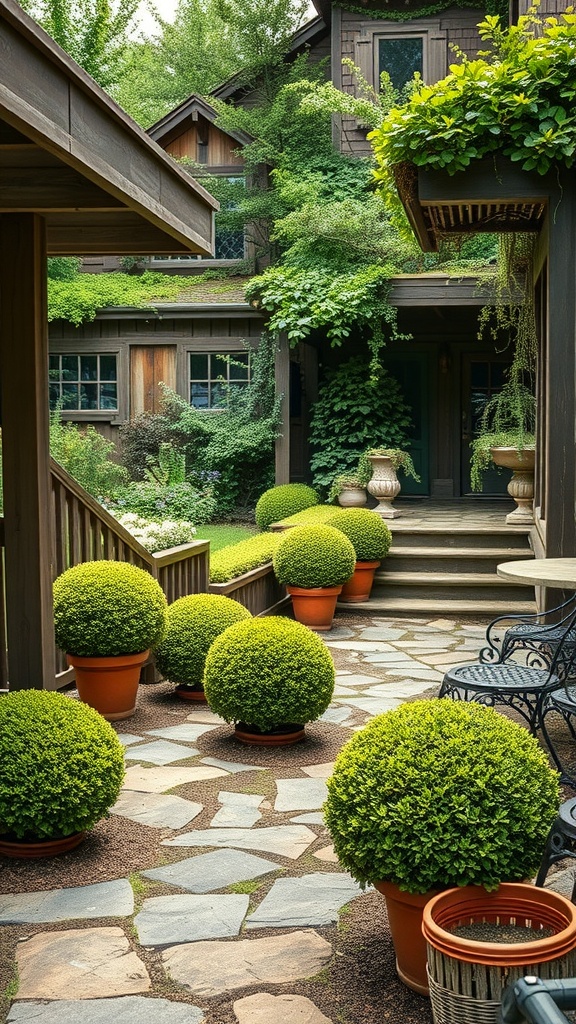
[47,0,515,503]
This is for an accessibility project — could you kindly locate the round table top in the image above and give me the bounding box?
[497,558,576,589]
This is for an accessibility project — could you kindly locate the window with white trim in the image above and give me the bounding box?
[189,352,250,409]
[49,354,118,411]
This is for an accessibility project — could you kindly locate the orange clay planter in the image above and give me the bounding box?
[423,884,576,1020]
[0,832,86,858]
[175,685,207,703]
[286,585,342,631]
[67,650,149,721]
[340,560,381,603]
[374,881,435,995]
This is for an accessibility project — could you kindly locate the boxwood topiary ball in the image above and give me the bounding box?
[154,594,252,688]
[53,560,168,657]
[203,616,335,731]
[255,483,319,531]
[326,508,392,562]
[273,524,356,589]
[0,690,125,840]
[325,699,560,893]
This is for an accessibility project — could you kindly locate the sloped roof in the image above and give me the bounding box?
[0,0,218,255]
[148,94,253,149]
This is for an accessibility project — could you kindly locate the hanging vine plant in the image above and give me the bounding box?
[335,0,507,21]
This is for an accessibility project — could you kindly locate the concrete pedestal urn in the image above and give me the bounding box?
[367,454,401,519]
[338,485,367,508]
[490,446,535,524]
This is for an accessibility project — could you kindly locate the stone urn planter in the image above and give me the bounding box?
[490,446,535,524]
[338,484,367,507]
[366,454,401,519]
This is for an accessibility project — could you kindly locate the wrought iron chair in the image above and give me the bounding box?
[540,683,576,786]
[439,607,576,738]
[479,593,576,668]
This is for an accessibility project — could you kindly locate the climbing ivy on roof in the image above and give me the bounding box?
[47,271,209,325]
[371,8,576,215]
[336,0,507,20]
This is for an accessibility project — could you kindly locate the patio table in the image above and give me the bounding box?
[496,558,576,591]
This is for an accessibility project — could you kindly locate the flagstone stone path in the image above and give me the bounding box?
[1,614,502,1024]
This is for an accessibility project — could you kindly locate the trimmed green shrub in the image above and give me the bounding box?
[277,506,336,527]
[209,533,280,584]
[105,481,217,524]
[325,700,560,893]
[273,524,356,588]
[53,560,168,657]
[0,690,125,840]
[255,483,319,530]
[203,616,335,730]
[326,508,392,562]
[154,594,251,689]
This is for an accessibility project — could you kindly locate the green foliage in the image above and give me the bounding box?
[273,524,356,588]
[203,616,335,729]
[154,594,251,688]
[326,508,392,562]
[47,272,196,326]
[112,513,198,552]
[19,0,140,89]
[105,480,217,523]
[47,257,81,281]
[308,357,413,495]
[255,483,319,530]
[145,443,187,486]
[49,407,127,497]
[53,559,168,656]
[371,9,576,225]
[325,699,559,892]
[196,523,258,551]
[336,0,507,19]
[119,412,190,483]
[470,431,536,492]
[0,690,125,840]
[209,532,280,583]
[277,505,337,526]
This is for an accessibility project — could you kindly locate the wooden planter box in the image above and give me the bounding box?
[209,562,288,617]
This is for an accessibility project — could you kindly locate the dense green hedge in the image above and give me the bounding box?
[0,691,125,839]
[325,700,559,892]
[277,505,337,527]
[154,594,251,688]
[273,524,356,588]
[209,533,281,584]
[53,560,168,656]
[327,508,392,562]
[203,616,335,730]
[255,483,319,530]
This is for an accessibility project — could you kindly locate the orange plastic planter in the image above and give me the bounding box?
[374,880,436,995]
[67,650,149,721]
[423,883,576,966]
[286,585,342,631]
[340,560,380,603]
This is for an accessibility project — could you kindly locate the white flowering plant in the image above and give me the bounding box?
[114,513,197,553]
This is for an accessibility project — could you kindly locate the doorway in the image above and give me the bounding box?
[460,354,512,495]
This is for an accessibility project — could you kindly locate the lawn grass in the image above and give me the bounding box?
[195,522,258,552]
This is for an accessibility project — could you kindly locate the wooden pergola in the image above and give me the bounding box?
[0,0,218,690]
[395,156,575,573]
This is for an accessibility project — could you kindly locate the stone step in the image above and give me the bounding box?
[385,547,534,574]
[387,526,531,549]
[375,571,529,589]
[338,596,537,616]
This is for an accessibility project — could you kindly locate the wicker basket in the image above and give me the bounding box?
[424,885,576,1024]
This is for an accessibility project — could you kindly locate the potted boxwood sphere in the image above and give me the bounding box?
[326,508,392,602]
[53,559,168,720]
[154,594,251,701]
[0,690,125,857]
[203,615,335,745]
[255,483,319,531]
[272,524,356,630]
[325,699,559,995]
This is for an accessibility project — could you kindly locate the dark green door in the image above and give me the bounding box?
[385,353,429,496]
[461,355,511,495]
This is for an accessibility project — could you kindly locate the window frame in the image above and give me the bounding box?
[152,172,246,268]
[47,347,126,425]
[354,19,447,95]
[375,32,427,93]
[187,348,252,411]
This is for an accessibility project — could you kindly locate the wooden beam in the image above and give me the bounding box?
[275,332,290,484]
[0,213,56,690]
[44,212,209,254]
[0,167,127,211]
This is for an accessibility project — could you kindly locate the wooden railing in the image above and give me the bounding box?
[209,561,288,617]
[0,460,210,689]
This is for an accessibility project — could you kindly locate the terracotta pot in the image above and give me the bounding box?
[67,650,149,721]
[234,722,306,746]
[423,884,576,1022]
[0,831,86,858]
[374,880,436,995]
[175,685,207,703]
[340,560,380,603]
[286,585,343,631]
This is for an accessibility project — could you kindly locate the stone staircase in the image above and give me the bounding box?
[339,519,536,617]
